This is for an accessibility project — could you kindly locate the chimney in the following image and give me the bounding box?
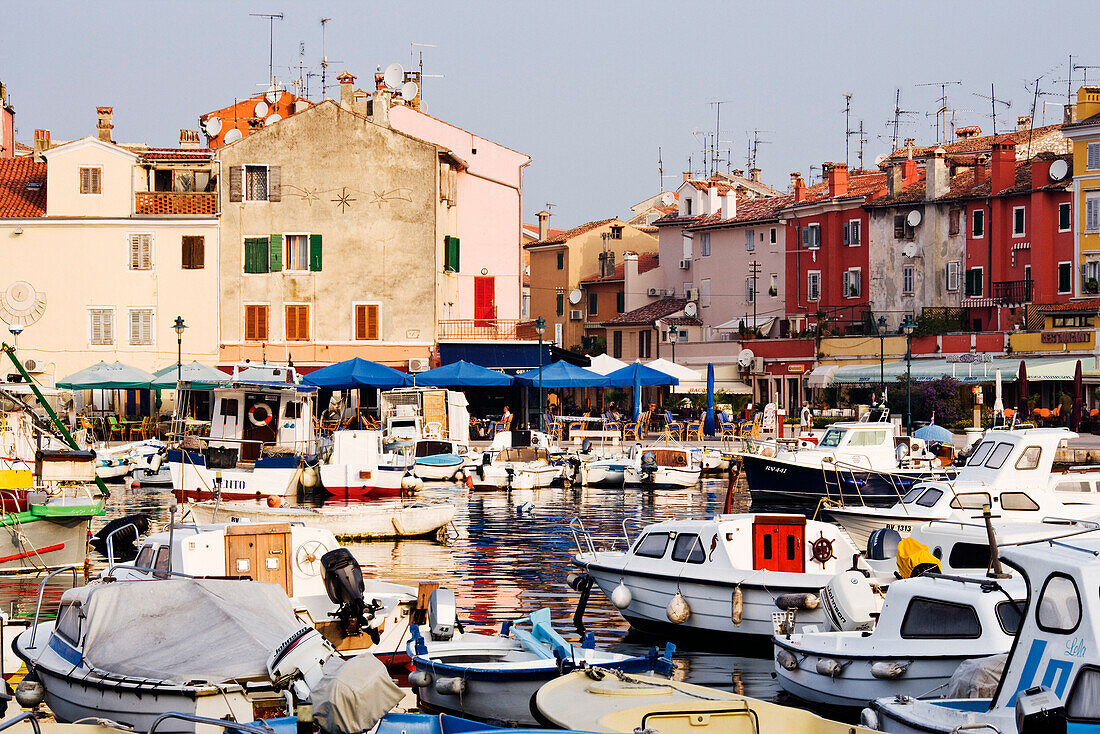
[973,153,989,186]
[96,106,113,143]
[732,168,744,178]
[926,148,950,199]
[178,129,201,149]
[826,162,849,198]
[1017,115,1031,132]
[32,129,50,162]
[623,252,641,311]
[706,180,721,214]
[887,162,903,198]
[956,125,981,140]
[791,173,806,203]
[371,88,390,127]
[536,210,550,240]
[749,167,761,182]
[902,158,918,182]
[337,71,356,108]
[904,138,916,150]
[991,139,1016,195]
[720,191,736,220]
[682,171,692,183]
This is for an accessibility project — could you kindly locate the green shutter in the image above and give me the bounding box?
[269,234,283,272]
[309,233,323,271]
[444,236,460,273]
[244,238,269,273]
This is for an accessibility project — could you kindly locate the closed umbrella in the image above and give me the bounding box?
[993,368,1004,422]
[152,361,229,390]
[704,363,716,437]
[633,365,642,421]
[1072,359,1083,431]
[1017,360,1028,418]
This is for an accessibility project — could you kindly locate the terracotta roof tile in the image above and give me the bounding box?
[526,218,617,246]
[604,298,688,326]
[580,252,660,283]
[796,172,887,204]
[1037,298,1100,313]
[0,158,46,217]
[885,124,1063,160]
[140,148,214,161]
[689,193,795,229]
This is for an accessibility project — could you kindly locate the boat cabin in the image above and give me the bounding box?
[629,445,693,468]
[380,388,470,444]
[956,428,1077,486]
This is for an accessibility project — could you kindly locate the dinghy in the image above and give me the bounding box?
[471,431,563,489]
[406,608,675,726]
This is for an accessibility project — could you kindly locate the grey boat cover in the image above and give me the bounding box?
[312,654,403,734]
[944,653,1008,699]
[79,578,302,684]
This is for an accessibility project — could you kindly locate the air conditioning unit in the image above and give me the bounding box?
[408,357,430,373]
[663,289,677,297]
[679,259,691,270]
[23,358,43,373]
[685,288,700,301]
[569,309,584,321]
[752,357,765,373]
[646,287,660,297]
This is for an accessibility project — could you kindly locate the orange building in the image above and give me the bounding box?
[198,90,314,149]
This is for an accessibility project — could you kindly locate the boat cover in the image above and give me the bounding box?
[312,654,403,734]
[944,653,1008,699]
[79,578,302,683]
[895,537,942,579]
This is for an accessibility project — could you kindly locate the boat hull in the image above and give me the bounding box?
[413,456,466,482]
[185,501,456,540]
[825,507,930,550]
[0,509,98,574]
[168,449,305,499]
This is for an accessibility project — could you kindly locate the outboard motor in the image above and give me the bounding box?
[580,438,592,455]
[321,548,381,643]
[267,625,337,705]
[639,451,658,484]
[90,513,150,561]
[1015,686,1066,734]
[427,588,457,641]
[477,452,491,481]
[821,570,878,632]
[866,527,902,561]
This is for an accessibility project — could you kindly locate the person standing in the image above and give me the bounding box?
[800,404,813,434]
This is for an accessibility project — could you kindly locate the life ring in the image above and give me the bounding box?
[249,402,274,427]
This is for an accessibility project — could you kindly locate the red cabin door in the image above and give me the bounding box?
[474,276,495,327]
[752,516,806,572]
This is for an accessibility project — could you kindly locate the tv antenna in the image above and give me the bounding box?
[320,18,330,99]
[842,94,854,168]
[973,84,1011,136]
[709,100,733,176]
[250,12,284,87]
[889,89,918,150]
[916,80,961,142]
[851,120,868,169]
[746,129,772,172]
[748,260,762,333]
[657,147,678,192]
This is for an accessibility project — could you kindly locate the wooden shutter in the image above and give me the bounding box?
[129,234,152,270]
[229,166,243,202]
[245,305,269,341]
[842,222,850,245]
[286,305,309,341]
[1088,198,1099,232]
[244,238,269,273]
[309,233,323,271]
[130,310,141,344]
[444,236,459,272]
[1090,143,1100,171]
[268,234,282,272]
[91,309,114,345]
[182,236,205,269]
[268,166,281,201]
[356,304,379,340]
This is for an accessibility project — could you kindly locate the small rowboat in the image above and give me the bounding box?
[414,454,467,482]
[184,499,457,540]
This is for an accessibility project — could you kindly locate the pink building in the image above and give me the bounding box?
[1,82,14,160]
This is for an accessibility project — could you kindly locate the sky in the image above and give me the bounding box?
[0,1,1088,228]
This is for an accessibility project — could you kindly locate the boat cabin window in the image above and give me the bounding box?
[950,492,991,510]
[967,441,994,466]
[1066,666,1100,721]
[633,532,671,558]
[900,598,981,638]
[499,447,549,463]
[915,488,944,508]
[848,429,888,447]
[134,544,155,572]
[1036,573,1081,633]
[901,486,924,504]
[1015,446,1042,470]
[670,534,705,564]
[1056,480,1093,493]
[1000,492,1040,511]
[948,542,990,570]
[417,441,453,458]
[648,449,688,467]
[153,546,171,579]
[995,601,1024,635]
[220,398,239,417]
[818,428,846,448]
[984,443,1013,469]
[283,401,302,419]
[56,602,82,644]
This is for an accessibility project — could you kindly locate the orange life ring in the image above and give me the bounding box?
[249,402,274,427]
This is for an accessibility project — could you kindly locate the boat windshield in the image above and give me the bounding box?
[819,428,847,448]
[901,486,924,504]
[389,418,419,440]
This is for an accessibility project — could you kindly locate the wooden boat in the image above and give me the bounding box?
[534,668,877,733]
[184,499,457,540]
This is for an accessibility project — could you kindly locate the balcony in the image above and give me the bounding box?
[437,319,539,341]
[991,279,1033,305]
[135,191,217,216]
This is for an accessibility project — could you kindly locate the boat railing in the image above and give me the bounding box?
[169,433,322,459]
[148,713,275,734]
[0,711,42,734]
[641,702,758,733]
[27,565,79,648]
[103,563,197,581]
[950,725,1003,734]
[569,517,597,555]
[621,518,648,547]
[823,457,912,506]
[104,522,142,570]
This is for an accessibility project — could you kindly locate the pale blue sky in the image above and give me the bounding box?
[0,1,1087,227]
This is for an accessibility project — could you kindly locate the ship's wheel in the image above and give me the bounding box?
[0,281,46,327]
[295,540,328,576]
[811,533,835,566]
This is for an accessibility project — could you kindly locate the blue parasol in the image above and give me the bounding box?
[704,362,716,436]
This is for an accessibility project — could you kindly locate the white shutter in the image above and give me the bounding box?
[1087,197,1100,232]
[90,309,114,345]
[129,235,153,270]
[1089,143,1100,171]
[843,270,851,296]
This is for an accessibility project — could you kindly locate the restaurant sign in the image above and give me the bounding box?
[946,353,993,364]
[1040,331,1091,344]
[787,364,806,373]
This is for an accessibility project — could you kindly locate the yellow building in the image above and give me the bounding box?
[1062,86,1100,291]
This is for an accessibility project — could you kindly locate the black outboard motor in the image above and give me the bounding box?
[639,451,658,484]
[90,513,150,561]
[580,438,592,455]
[320,548,381,643]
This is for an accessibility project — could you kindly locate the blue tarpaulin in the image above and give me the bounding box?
[514,361,610,387]
[302,358,413,390]
[414,360,514,387]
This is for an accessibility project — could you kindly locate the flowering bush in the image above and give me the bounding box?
[886,376,968,427]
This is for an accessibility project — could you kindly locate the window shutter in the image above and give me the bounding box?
[130,310,140,344]
[246,306,256,341]
[269,234,283,271]
[843,270,851,296]
[1088,198,1099,232]
[193,236,204,268]
[309,233,323,271]
[298,306,309,340]
[244,238,269,273]
[800,227,808,246]
[268,166,281,201]
[843,222,850,245]
[92,168,100,193]
[1089,143,1100,170]
[129,235,141,269]
[355,305,367,340]
[366,304,378,340]
[228,166,243,202]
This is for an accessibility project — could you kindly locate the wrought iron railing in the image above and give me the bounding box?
[991,279,1033,305]
[437,319,538,341]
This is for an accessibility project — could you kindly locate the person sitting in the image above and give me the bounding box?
[501,405,513,429]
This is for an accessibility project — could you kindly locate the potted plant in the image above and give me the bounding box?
[1087,278,1099,294]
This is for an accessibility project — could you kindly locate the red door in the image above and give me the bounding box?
[474,276,495,327]
[752,516,806,572]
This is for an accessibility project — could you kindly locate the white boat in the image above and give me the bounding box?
[864,525,1100,733]
[406,608,675,726]
[411,439,473,482]
[774,573,1025,708]
[624,444,701,488]
[472,431,563,489]
[573,513,871,638]
[184,499,458,540]
[580,456,631,486]
[319,429,416,499]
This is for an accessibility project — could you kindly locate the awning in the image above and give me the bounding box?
[674,379,751,395]
[806,364,838,388]
[585,354,629,375]
[57,361,157,390]
[152,361,234,390]
[830,356,1096,385]
[643,358,702,382]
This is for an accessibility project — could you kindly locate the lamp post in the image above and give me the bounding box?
[667,324,679,364]
[877,315,888,395]
[901,314,916,434]
[172,316,187,384]
[7,324,23,351]
[534,316,546,429]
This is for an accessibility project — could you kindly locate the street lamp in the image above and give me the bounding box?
[667,324,679,364]
[877,315,888,396]
[534,316,547,430]
[900,314,916,434]
[7,324,23,351]
[172,316,187,384]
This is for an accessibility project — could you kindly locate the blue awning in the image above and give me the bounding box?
[514,361,610,387]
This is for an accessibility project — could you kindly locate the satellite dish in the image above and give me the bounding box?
[737,349,755,368]
[568,289,583,305]
[383,63,404,89]
[294,100,311,113]
[906,210,922,227]
[0,281,46,327]
[401,81,419,100]
[902,243,918,259]
[1049,158,1069,181]
[204,116,222,136]
[253,101,268,118]
[222,128,243,145]
[265,90,279,104]
[874,154,888,166]
[265,114,282,126]
[684,301,698,317]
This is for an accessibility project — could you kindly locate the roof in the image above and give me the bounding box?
[13,141,31,155]
[1037,299,1100,314]
[0,158,46,217]
[885,124,1064,160]
[580,252,660,284]
[688,193,795,229]
[139,148,214,162]
[525,218,617,247]
[795,171,887,205]
[604,298,693,326]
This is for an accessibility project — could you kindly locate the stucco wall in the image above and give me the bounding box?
[44,138,136,217]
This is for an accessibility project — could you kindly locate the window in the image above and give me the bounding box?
[135,545,154,572]
[801,224,821,248]
[355,304,380,340]
[128,309,154,346]
[284,401,302,419]
[444,236,460,272]
[1036,573,1081,633]
[984,442,1013,469]
[153,546,171,579]
[555,292,564,316]
[967,441,993,466]
[807,271,821,301]
[556,252,564,270]
[1060,202,1072,232]
[285,234,309,270]
[245,305,269,341]
[700,232,711,256]
[616,290,625,313]
[1013,206,1026,236]
[285,304,310,341]
[89,308,115,346]
[684,198,692,216]
[946,261,960,292]
[609,224,623,239]
[903,265,914,295]
[843,268,861,298]
[770,227,777,244]
[588,292,598,316]
[181,236,204,269]
[893,214,915,239]
[1000,492,1040,511]
[949,207,961,236]
[819,427,846,448]
[1088,194,1100,232]
[965,267,984,297]
[682,233,693,259]
[745,230,754,252]
[948,542,991,570]
[1059,262,1073,294]
[640,329,652,359]
[700,279,711,307]
[972,209,985,238]
[746,277,756,303]
[612,330,622,358]
[79,167,101,195]
[900,598,981,638]
[769,273,778,297]
[1056,479,1093,493]
[129,234,153,270]
[1015,446,1042,470]
[915,488,943,507]
[245,165,269,201]
[56,603,82,643]
[220,398,239,417]
[844,219,861,246]
[633,532,670,558]
[995,601,1023,635]
[671,534,705,563]
[950,492,991,510]
[1067,667,1100,721]
[1089,142,1100,171]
